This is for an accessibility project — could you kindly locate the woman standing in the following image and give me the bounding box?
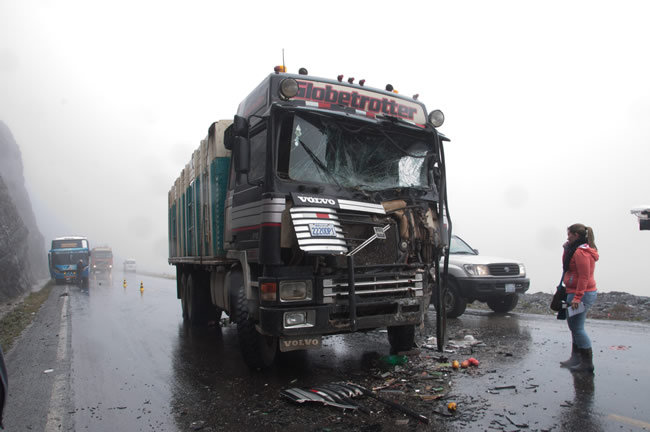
[560,223,599,373]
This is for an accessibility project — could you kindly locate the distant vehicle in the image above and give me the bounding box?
[631,205,650,230]
[48,236,90,286]
[91,246,113,274]
[433,235,530,317]
[123,259,137,273]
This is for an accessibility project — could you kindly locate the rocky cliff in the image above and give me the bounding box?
[0,121,47,301]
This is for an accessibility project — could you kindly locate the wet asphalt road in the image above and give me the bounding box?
[3,274,650,431]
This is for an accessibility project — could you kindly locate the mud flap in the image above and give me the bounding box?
[279,336,322,352]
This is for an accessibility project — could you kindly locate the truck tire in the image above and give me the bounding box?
[186,273,210,326]
[180,272,189,320]
[487,294,519,313]
[235,286,277,370]
[443,279,467,318]
[387,325,415,353]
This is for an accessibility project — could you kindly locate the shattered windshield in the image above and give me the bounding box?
[278,114,431,191]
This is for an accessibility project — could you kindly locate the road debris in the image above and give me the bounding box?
[281,382,430,424]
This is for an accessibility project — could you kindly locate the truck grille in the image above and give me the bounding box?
[322,271,423,302]
[488,263,520,276]
[290,208,398,264]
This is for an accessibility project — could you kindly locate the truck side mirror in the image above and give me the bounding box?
[233,136,250,174]
[233,115,249,137]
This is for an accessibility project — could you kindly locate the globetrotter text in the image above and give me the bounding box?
[296,80,419,121]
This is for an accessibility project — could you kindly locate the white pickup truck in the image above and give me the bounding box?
[435,235,530,317]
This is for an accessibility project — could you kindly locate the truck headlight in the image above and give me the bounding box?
[279,78,299,99]
[283,310,315,328]
[463,264,490,276]
[280,280,313,302]
[284,312,306,327]
[518,264,526,276]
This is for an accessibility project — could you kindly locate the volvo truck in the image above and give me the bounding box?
[168,67,451,369]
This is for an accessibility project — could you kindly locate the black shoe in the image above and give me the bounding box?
[570,348,594,373]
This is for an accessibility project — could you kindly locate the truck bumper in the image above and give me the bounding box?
[257,296,426,337]
[457,277,530,300]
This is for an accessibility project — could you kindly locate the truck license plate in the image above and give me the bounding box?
[279,336,322,352]
[309,223,336,237]
[505,283,516,293]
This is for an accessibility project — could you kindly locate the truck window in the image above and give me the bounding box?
[248,129,266,181]
[236,128,266,185]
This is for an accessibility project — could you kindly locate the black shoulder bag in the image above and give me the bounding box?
[550,272,567,312]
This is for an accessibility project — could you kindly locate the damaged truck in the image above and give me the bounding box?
[168,67,451,369]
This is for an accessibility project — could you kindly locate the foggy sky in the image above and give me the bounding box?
[1,0,648,295]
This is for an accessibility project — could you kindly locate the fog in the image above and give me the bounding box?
[1,1,648,295]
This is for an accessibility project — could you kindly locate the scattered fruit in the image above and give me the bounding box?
[451,360,460,369]
[447,402,457,412]
[468,357,480,366]
[461,360,470,368]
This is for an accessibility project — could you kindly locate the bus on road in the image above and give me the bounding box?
[48,236,91,286]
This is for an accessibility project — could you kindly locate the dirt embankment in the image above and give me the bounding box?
[471,291,650,322]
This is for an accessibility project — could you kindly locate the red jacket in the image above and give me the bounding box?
[563,244,599,301]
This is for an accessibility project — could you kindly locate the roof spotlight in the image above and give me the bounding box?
[385,84,394,92]
[298,67,308,75]
[359,79,365,86]
[279,78,299,99]
[347,77,354,84]
[413,94,419,100]
[337,75,344,82]
[428,109,445,127]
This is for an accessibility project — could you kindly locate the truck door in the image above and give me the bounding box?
[227,123,267,259]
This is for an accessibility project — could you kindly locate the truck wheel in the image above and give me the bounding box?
[487,294,519,313]
[387,325,415,353]
[443,280,467,318]
[187,273,210,326]
[180,273,189,320]
[235,286,277,370]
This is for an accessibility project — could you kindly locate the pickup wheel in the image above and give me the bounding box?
[443,279,467,318]
[387,325,415,353]
[487,294,519,313]
[235,285,277,370]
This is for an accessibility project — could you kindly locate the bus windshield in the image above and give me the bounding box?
[278,113,432,191]
[52,251,88,266]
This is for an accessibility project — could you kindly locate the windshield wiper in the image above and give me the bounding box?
[298,140,343,189]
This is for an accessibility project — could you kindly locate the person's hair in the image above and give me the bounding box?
[568,223,597,250]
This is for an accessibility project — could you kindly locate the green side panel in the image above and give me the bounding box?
[182,193,186,256]
[195,177,201,256]
[168,206,171,257]
[186,185,193,256]
[169,203,178,256]
[210,157,230,256]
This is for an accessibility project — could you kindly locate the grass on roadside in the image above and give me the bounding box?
[0,281,53,351]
